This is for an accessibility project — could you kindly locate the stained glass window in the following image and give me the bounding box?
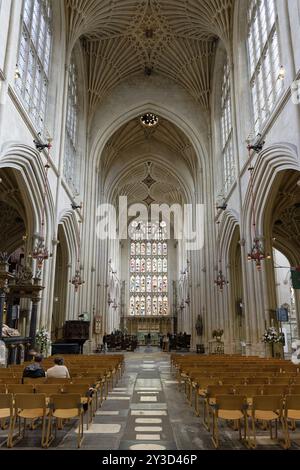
[129,221,168,315]
[16,0,52,131]
[247,0,282,134]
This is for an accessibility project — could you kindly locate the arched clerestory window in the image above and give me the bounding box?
[221,58,235,194]
[15,0,52,131]
[247,0,282,134]
[64,59,79,194]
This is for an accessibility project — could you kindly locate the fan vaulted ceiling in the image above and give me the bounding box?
[102,116,196,205]
[101,116,197,177]
[113,161,183,206]
[65,0,234,114]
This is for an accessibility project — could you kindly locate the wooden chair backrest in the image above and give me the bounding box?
[14,393,47,409]
[252,395,283,411]
[215,395,246,410]
[35,384,63,394]
[7,384,34,394]
[50,393,81,409]
[0,392,13,409]
[285,394,300,410]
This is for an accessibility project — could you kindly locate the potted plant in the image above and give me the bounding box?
[35,327,51,356]
[212,328,224,342]
[262,326,284,357]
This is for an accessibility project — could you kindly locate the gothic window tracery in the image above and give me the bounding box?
[247,0,282,133]
[221,58,235,194]
[16,0,52,130]
[129,221,168,316]
[64,59,79,194]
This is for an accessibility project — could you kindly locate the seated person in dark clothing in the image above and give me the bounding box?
[22,354,46,381]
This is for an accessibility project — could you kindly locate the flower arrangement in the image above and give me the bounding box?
[35,327,51,355]
[212,329,224,340]
[262,326,285,344]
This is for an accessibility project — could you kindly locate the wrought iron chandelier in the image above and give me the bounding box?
[70,268,85,292]
[247,237,270,270]
[32,239,50,271]
[140,112,158,127]
[214,221,228,291]
[214,266,229,291]
[70,236,84,292]
[247,145,270,270]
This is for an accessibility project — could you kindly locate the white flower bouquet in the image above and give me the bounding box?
[35,327,51,355]
[262,326,284,344]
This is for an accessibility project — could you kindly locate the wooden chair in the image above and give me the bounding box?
[283,394,300,448]
[194,378,220,417]
[211,395,248,448]
[249,395,284,448]
[0,393,13,445]
[46,394,84,448]
[10,393,48,447]
[204,385,235,431]
[234,385,263,406]
[62,384,93,428]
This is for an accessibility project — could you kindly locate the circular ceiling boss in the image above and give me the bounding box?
[140,113,159,128]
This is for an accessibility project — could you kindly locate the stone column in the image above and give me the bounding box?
[0,288,5,340]
[0,255,16,332]
[29,298,41,349]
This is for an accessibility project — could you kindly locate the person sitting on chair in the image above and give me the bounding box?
[22,354,46,381]
[46,357,70,378]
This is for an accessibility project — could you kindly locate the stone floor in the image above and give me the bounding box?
[1,346,300,450]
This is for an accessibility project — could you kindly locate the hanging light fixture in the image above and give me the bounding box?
[70,235,84,292]
[247,237,271,270]
[107,293,113,306]
[247,146,270,270]
[214,267,229,291]
[31,239,50,271]
[31,137,52,271]
[70,267,84,292]
[140,113,158,128]
[214,221,229,291]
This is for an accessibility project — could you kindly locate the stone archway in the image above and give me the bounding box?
[262,170,300,341]
[0,168,32,338]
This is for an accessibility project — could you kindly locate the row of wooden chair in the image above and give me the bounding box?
[0,354,125,447]
[172,354,300,448]
[0,393,85,448]
[205,394,300,449]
